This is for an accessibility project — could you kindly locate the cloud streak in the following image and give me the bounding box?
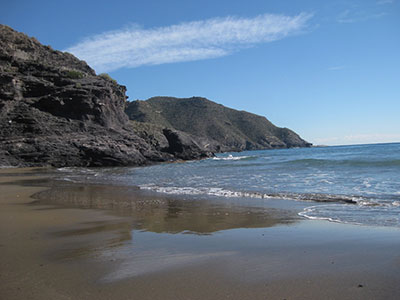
[65,13,312,72]
[377,0,394,5]
[337,9,387,23]
[314,133,400,145]
[328,65,346,71]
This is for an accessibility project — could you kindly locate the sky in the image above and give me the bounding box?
[2,0,399,145]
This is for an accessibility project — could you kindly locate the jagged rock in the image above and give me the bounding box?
[0,24,310,168]
[0,25,212,167]
[161,128,211,160]
[130,121,214,159]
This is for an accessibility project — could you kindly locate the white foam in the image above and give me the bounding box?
[57,167,96,174]
[139,185,270,199]
[363,179,372,188]
[57,167,74,172]
[320,179,333,184]
[212,154,252,161]
[299,203,400,228]
[355,200,381,207]
[299,205,364,226]
[139,185,384,207]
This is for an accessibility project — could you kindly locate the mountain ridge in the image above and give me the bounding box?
[126,96,311,153]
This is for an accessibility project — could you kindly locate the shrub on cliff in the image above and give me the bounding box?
[99,73,117,84]
[64,70,85,79]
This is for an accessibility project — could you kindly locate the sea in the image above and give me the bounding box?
[58,143,400,228]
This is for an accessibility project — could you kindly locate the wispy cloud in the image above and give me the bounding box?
[314,134,400,145]
[337,9,387,23]
[377,0,394,5]
[65,13,312,72]
[328,65,346,71]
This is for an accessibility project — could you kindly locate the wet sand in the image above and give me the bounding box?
[1,168,400,299]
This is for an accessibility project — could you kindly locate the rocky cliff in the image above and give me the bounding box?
[0,25,212,167]
[126,97,312,153]
[0,25,311,167]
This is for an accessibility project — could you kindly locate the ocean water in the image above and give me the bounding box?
[58,143,400,228]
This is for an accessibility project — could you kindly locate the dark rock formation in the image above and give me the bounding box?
[161,128,209,160]
[0,25,212,167]
[130,121,210,160]
[126,97,312,152]
[0,24,310,168]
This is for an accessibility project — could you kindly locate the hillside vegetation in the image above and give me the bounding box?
[126,96,311,152]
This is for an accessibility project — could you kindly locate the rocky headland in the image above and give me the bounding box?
[0,25,213,167]
[126,97,312,153]
[0,24,310,168]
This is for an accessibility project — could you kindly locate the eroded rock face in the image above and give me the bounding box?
[126,96,312,152]
[0,24,310,167]
[161,128,210,160]
[0,25,212,167]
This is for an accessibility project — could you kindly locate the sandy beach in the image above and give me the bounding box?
[2,3,399,299]
[1,168,400,300]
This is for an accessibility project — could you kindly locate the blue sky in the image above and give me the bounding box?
[2,0,399,145]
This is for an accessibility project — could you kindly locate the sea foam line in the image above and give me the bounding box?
[139,185,387,206]
[212,154,254,161]
[139,186,270,199]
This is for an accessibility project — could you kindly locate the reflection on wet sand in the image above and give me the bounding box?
[32,184,299,235]
[3,170,400,299]
[16,178,302,280]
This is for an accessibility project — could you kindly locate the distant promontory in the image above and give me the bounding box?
[126,97,311,154]
[0,24,311,168]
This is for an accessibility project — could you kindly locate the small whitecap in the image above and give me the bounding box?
[212,155,253,161]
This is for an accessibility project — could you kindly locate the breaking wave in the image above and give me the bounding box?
[56,143,400,228]
[299,204,400,228]
[212,154,256,161]
[139,185,397,207]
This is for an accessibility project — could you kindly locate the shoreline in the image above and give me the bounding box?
[1,168,400,299]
